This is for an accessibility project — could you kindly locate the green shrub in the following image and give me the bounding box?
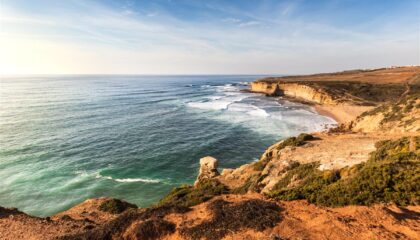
[253,134,314,171]
[232,174,267,194]
[98,198,137,214]
[269,137,420,207]
[180,199,282,240]
[158,179,229,207]
[253,157,270,171]
[359,93,419,124]
[276,133,314,150]
[131,219,176,240]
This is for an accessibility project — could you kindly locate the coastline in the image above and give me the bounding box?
[1,66,418,239]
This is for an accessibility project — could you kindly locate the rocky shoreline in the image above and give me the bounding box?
[1,66,419,240]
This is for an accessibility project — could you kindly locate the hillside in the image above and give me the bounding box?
[259,66,420,84]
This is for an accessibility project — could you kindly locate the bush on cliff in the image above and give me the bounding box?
[98,198,137,214]
[158,179,229,207]
[276,133,314,151]
[180,199,282,240]
[232,174,268,194]
[129,219,176,240]
[269,137,419,206]
[358,92,419,125]
[253,133,315,171]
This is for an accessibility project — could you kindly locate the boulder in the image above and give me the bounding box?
[194,156,219,186]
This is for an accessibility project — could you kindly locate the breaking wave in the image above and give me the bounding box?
[95,173,161,183]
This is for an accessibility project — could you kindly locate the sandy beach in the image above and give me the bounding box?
[314,104,374,124]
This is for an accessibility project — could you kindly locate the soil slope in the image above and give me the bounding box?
[1,195,419,240]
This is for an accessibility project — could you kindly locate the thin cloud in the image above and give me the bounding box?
[0,0,418,74]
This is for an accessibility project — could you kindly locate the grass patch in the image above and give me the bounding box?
[157,179,229,207]
[269,137,419,206]
[180,199,282,240]
[98,198,137,214]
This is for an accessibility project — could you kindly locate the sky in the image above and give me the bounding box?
[0,0,419,74]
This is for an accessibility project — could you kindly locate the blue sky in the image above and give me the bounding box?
[1,0,419,74]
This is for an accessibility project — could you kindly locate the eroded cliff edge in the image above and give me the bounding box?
[250,66,420,125]
[1,66,419,240]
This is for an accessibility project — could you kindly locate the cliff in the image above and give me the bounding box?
[1,66,419,240]
[1,135,418,240]
[251,66,420,124]
[251,82,336,104]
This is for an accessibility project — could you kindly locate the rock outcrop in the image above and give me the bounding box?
[194,156,219,186]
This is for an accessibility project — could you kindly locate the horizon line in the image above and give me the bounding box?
[2,65,418,78]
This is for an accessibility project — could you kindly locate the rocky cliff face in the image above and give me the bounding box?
[251,81,336,104]
[194,156,220,186]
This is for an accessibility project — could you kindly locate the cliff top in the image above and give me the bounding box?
[2,193,419,240]
[257,66,420,85]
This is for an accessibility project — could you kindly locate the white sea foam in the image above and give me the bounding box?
[95,173,160,183]
[227,103,269,117]
[207,96,223,100]
[247,108,269,117]
[187,100,232,110]
[187,82,336,137]
[114,178,160,183]
[187,90,248,110]
[215,84,237,93]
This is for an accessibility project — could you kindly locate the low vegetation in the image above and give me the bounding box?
[252,157,271,171]
[58,204,190,239]
[157,179,229,207]
[253,133,314,171]
[58,208,142,240]
[231,174,267,194]
[180,199,282,240]
[269,137,419,206]
[129,219,176,240]
[276,133,314,150]
[358,92,419,125]
[98,198,137,214]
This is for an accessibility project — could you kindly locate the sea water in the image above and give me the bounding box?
[0,75,336,216]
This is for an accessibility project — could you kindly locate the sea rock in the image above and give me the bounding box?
[194,156,219,186]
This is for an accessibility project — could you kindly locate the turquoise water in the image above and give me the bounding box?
[0,75,335,217]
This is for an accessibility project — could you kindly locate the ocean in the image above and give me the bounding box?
[0,75,336,217]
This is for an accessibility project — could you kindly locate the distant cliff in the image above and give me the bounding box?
[250,66,420,124]
[251,81,336,104]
